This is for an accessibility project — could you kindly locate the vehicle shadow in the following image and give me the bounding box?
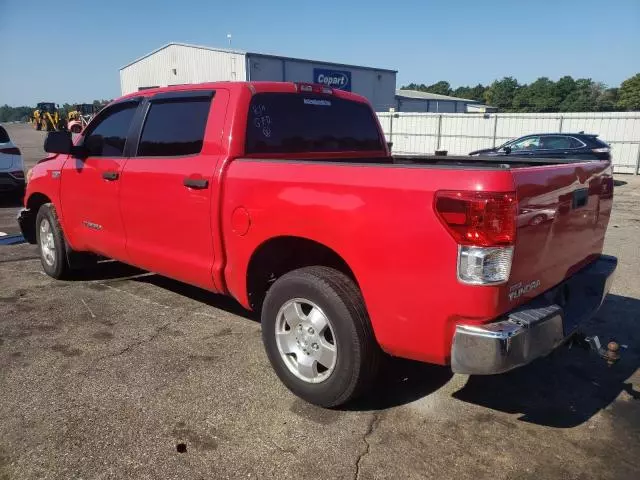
[134,273,256,322]
[344,358,453,411]
[71,259,147,281]
[72,260,256,321]
[452,293,640,428]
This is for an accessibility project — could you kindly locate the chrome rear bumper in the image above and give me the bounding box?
[451,255,617,375]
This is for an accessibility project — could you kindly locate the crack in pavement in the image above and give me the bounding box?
[354,412,382,480]
[110,320,172,358]
[85,320,174,372]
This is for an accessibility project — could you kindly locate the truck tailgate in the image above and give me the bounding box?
[507,161,613,307]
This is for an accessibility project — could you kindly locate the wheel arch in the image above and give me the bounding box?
[245,235,358,312]
[21,192,53,244]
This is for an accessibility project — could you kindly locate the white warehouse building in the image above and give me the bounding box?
[120,42,398,111]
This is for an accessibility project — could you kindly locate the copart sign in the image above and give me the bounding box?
[313,68,352,91]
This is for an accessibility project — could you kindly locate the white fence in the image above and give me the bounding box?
[377,112,640,174]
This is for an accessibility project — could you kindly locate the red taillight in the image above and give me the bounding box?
[295,82,333,95]
[0,147,21,155]
[435,191,517,246]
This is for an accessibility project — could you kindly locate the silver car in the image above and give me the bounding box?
[0,125,26,198]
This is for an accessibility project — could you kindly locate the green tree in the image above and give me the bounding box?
[596,88,619,111]
[617,73,640,110]
[425,81,452,96]
[0,104,33,122]
[452,84,487,102]
[559,79,602,111]
[484,77,520,110]
[513,77,560,112]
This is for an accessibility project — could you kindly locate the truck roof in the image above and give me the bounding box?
[116,81,370,105]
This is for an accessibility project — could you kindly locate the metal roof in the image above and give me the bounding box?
[121,42,397,73]
[396,89,479,103]
[120,42,246,70]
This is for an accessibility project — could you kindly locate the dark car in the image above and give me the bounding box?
[469,133,611,161]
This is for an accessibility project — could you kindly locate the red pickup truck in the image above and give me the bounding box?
[19,81,617,407]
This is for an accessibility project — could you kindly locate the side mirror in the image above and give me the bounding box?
[503,146,512,154]
[44,131,72,154]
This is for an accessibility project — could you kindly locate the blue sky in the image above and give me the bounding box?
[1,0,639,105]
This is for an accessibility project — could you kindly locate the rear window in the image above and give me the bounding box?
[0,126,9,143]
[245,93,384,155]
[137,98,211,157]
[587,136,610,149]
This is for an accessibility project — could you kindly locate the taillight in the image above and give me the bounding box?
[592,147,610,153]
[9,170,25,179]
[0,147,21,155]
[435,191,517,285]
[295,82,333,95]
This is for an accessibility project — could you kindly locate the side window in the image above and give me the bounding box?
[569,137,586,149]
[83,103,138,157]
[510,136,540,151]
[136,98,211,157]
[541,135,572,150]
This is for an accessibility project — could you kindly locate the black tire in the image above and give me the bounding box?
[35,203,71,279]
[261,266,381,407]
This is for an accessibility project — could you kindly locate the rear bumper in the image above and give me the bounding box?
[451,255,617,375]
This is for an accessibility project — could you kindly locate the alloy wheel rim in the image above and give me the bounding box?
[39,218,56,266]
[275,298,337,384]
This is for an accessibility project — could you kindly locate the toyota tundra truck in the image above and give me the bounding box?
[18,81,617,407]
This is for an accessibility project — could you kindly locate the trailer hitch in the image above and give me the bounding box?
[570,333,621,366]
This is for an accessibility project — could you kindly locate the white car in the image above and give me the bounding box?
[0,125,26,197]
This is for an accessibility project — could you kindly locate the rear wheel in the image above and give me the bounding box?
[261,267,380,407]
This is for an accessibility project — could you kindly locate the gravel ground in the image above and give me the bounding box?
[0,123,638,480]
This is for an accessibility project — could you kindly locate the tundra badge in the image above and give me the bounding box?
[509,280,541,301]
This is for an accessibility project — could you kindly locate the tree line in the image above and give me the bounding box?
[0,100,112,123]
[402,73,640,112]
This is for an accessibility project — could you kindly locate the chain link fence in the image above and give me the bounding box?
[377,112,640,174]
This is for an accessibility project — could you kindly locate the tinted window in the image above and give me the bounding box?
[83,103,138,157]
[587,136,610,148]
[0,126,9,143]
[245,93,383,154]
[569,137,586,149]
[510,136,540,151]
[137,99,211,157]
[540,136,572,149]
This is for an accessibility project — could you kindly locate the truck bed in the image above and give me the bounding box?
[242,155,597,169]
[392,154,594,169]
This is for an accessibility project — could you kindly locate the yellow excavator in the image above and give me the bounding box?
[32,103,63,131]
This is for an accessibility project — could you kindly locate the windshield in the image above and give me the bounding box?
[245,93,384,155]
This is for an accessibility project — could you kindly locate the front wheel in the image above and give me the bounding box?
[261,267,380,407]
[35,203,71,279]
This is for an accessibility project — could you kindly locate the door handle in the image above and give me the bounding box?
[183,177,209,189]
[102,171,119,181]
